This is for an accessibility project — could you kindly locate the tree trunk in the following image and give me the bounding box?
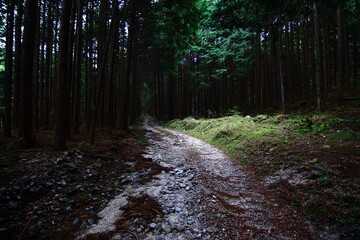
[20,0,38,147]
[278,26,285,113]
[73,0,83,134]
[44,1,53,128]
[3,0,15,138]
[337,3,346,101]
[313,2,324,110]
[54,0,72,150]
[13,0,24,131]
[121,0,136,130]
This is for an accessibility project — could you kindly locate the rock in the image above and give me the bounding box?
[185,186,191,191]
[88,219,94,225]
[73,219,79,225]
[8,201,18,209]
[66,207,72,213]
[149,223,157,228]
[321,145,331,150]
[79,222,87,229]
[207,226,217,233]
[64,163,77,169]
[310,158,318,164]
[92,162,102,168]
[161,224,172,233]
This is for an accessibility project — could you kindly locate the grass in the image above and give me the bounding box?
[167,113,359,159]
[167,115,289,158]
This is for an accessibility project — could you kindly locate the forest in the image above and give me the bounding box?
[0,0,359,239]
[0,0,358,149]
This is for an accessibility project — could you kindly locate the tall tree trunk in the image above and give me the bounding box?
[32,1,40,132]
[337,3,346,101]
[91,0,118,142]
[13,0,24,131]
[73,0,83,134]
[20,0,38,147]
[313,2,324,110]
[278,26,285,113]
[323,7,331,100]
[168,74,175,120]
[3,0,15,137]
[54,0,72,150]
[121,0,136,130]
[39,3,46,128]
[44,1,53,128]
[295,21,301,102]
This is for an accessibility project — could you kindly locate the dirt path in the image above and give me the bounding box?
[78,119,317,240]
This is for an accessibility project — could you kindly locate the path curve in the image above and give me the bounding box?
[77,119,316,240]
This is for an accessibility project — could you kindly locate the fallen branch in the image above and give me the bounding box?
[18,212,34,240]
[118,230,139,240]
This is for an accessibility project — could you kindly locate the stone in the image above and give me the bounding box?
[80,222,87,229]
[149,223,157,228]
[162,224,172,233]
[8,201,18,209]
[66,207,72,213]
[207,226,217,233]
[64,162,77,169]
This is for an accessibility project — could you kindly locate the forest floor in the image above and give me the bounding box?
[0,126,152,240]
[0,107,359,240]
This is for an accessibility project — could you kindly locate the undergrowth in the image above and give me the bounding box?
[167,113,359,158]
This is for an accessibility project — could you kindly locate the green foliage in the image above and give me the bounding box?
[226,106,243,116]
[167,114,282,156]
[79,141,90,147]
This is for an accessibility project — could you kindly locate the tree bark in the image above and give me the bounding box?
[13,0,24,131]
[278,26,285,113]
[44,1,53,128]
[20,0,38,147]
[337,3,346,101]
[73,0,83,134]
[121,0,136,130]
[313,2,324,110]
[54,0,72,150]
[3,0,15,138]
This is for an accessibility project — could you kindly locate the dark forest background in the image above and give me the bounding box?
[0,0,359,149]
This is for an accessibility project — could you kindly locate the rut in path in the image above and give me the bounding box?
[78,119,316,240]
